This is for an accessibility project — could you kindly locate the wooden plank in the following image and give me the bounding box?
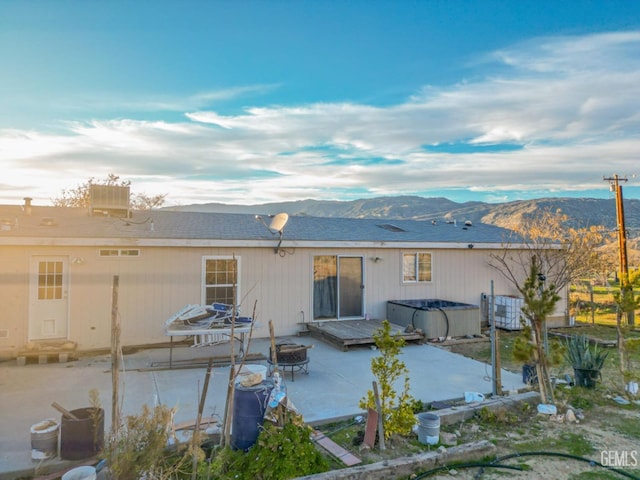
[363,408,378,448]
[312,430,362,466]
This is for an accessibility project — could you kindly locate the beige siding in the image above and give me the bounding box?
[0,248,29,352]
[0,244,568,354]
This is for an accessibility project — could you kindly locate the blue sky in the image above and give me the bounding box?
[1,1,639,207]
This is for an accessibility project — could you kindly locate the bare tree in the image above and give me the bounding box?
[489,209,606,402]
[134,193,168,210]
[52,174,167,210]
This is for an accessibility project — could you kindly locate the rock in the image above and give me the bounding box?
[440,432,458,446]
[469,424,481,433]
[240,373,263,387]
[448,468,459,475]
[437,445,447,453]
[565,409,577,423]
[549,414,565,423]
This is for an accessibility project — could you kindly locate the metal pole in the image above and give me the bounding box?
[111,275,121,439]
[490,281,497,396]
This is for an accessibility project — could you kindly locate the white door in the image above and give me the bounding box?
[29,256,69,340]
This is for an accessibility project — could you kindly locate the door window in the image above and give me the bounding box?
[38,261,63,300]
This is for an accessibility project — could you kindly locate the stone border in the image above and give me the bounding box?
[434,391,540,426]
[297,440,496,480]
[298,391,540,480]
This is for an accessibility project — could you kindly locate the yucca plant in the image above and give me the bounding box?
[565,334,609,371]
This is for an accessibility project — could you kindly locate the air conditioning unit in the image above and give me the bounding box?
[90,185,131,217]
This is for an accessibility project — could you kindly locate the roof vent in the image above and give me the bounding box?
[90,185,131,217]
[23,197,32,215]
[378,223,406,232]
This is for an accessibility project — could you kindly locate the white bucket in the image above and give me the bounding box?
[61,466,96,480]
[30,419,59,460]
[416,413,440,445]
[234,364,267,383]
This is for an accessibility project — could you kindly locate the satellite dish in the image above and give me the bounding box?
[269,213,289,234]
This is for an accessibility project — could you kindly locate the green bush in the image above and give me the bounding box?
[359,320,417,439]
[206,416,329,480]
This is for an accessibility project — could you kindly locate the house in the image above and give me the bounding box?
[0,197,568,356]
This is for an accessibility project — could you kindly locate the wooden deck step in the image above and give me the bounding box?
[307,319,424,350]
[16,350,76,366]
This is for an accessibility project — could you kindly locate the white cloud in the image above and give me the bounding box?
[2,31,640,206]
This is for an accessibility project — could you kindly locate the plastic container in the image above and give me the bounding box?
[30,419,59,460]
[416,412,440,445]
[61,466,96,480]
[231,380,273,451]
[574,368,599,389]
[464,392,485,403]
[522,364,538,385]
[60,408,104,460]
[537,404,557,415]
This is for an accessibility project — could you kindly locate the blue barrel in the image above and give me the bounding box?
[231,380,273,451]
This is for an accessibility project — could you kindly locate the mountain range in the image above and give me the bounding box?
[164,196,640,237]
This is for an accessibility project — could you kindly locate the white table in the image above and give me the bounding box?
[164,324,252,368]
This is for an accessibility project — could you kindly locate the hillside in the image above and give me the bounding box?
[164,196,640,236]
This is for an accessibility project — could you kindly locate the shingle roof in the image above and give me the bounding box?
[0,205,516,245]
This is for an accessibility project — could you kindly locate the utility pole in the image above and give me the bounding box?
[604,174,634,326]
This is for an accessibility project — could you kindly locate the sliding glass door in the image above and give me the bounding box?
[313,255,363,320]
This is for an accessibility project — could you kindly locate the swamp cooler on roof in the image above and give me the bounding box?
[386,299,480,338]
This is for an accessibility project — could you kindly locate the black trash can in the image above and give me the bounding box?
[60,407,105,460]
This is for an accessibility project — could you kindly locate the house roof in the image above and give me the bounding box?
[0,204,519,248]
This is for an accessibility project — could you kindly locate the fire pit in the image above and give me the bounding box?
[268,342,311,381]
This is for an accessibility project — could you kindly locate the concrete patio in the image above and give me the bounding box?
[0,335,526,479]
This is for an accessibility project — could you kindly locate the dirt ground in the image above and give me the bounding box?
[321,329,640,480]
[431,333,640,479]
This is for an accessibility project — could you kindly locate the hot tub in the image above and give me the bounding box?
[386,299,480,338]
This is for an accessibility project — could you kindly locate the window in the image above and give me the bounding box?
[203,257,239,305]
[99,249,140,257]
[38,261,63,300]
[403,252,432,283]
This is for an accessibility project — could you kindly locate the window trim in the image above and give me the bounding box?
[402,251,433,284]
[201,255,241,306]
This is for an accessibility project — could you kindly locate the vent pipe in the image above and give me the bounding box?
[23,197,32,216]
